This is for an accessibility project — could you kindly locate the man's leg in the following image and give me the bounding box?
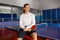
[17,38,23,40]
[31,32,37,40]
[17,28,26,40]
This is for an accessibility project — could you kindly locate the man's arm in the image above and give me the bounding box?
[19,15,25,29]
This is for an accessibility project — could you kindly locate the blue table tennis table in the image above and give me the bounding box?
[0,21,60,40]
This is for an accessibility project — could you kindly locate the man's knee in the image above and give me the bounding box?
[32,32,37,36]
[17,38,23,40]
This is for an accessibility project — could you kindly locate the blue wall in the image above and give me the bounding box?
[0,13,17,22]
[42,8,60,23]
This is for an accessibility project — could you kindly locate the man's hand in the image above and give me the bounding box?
[28,28,31,32]
[24,28,28,32]
[21,26,26,29]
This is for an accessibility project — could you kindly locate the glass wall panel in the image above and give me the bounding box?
[0,6,11,22]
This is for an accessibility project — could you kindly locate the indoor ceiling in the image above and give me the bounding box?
[36,0,60,9]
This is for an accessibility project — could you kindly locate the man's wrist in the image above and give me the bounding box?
[22,27,25,29]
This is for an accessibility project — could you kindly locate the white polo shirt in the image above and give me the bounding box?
[19,12,35,29]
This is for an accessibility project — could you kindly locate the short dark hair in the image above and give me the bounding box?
[23,4,30,13]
